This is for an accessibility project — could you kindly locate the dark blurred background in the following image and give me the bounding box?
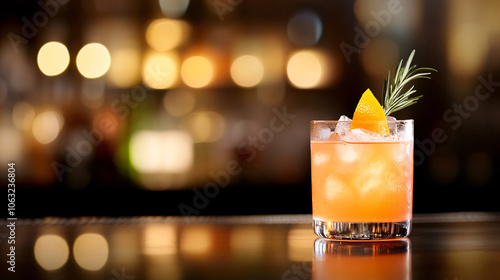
[1,0,499,217]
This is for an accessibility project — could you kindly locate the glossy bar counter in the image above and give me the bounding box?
[1,212,500,280]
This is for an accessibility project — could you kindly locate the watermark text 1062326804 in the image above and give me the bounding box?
[7,162,17,273]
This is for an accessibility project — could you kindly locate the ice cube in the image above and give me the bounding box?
[357,160,386,195]
[342,128,382,142]
[324,175,346,200]
[334,115,351,138]
[335,145,358,163]
[335,115,400,142]
[318,128,334,140]
[386,116,398,136]
[396,121,413,141]
[391,143,411,163]
[338,115,351,122]
[328,132,341,141]
[387,173,403,193]
[342,128,365,142]
[312,152,328,166]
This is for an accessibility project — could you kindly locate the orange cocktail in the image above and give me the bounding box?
[310,119,413,240]
[309,50,434,240]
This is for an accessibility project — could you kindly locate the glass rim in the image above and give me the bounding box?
[311,119,414,124]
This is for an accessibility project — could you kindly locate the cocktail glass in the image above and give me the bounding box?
[310,120,413,240]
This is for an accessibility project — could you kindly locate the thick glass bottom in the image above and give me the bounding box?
[313,219,411,240]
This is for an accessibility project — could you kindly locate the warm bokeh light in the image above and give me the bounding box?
[183,111,225,143]
[108,48,141,88]
[73,233,109,271]
[230,226,264,260]
[354,0,390,25]
[143,225,177,255]
[110,228,139,265]
[180,226,212,256]
[360,39,399,77]
[130,130,193,173]
[257,35,286,85]
[353,0,423,44]
[230,55,264,87]
[163,90,195,117]
[287,228,316,261]
[146,18,189,51]
[37,42,70,76]
[287,10,323,47]
[448,1,488,80]
[287,50,324,88]
[32,110,63,144]
[181,56,214,88]
[0,127,22,164]
[76,43,111,79]
[12,102,35,132]
[93,111,121,140]
[143,53,178,89]
[159,0,190,18]
[448,27,487,79]
[354,0,422,33]
[34,235,70,271]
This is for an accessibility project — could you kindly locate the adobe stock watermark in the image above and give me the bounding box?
[177,106,297,218]
[212,0,242,21]
[414,74,499,166]
[110,267,135,280]
[7,0,69,54]
[282,259,313,280]
[340,0,407,63]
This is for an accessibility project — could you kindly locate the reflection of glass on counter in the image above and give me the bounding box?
[313,238,411,280]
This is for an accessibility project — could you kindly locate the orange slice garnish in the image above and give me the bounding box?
[350,88,390,135]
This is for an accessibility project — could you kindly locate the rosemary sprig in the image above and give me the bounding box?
[382,50,437,116]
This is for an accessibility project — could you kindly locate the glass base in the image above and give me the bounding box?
[313,219,411,240]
